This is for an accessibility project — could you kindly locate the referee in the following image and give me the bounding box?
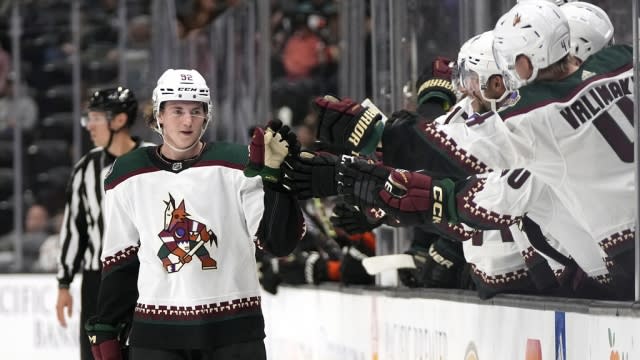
[55,87,152,360]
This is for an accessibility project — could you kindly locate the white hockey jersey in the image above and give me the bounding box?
[100,142,267,349]
[425,46,634,259]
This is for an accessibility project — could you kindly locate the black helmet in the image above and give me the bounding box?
[88,87,138,126]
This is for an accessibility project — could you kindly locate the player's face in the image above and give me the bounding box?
[158,100,207,155]
[83,111,111,148]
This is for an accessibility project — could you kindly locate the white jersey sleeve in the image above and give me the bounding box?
[238,174,265,243]
[101,173,140,261]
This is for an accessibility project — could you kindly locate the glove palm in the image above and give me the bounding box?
[245,119,298,183]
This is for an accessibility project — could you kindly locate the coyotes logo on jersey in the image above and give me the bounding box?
[157,194,219,273]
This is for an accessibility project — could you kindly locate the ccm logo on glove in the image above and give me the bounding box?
[348,107,380,148]
[432,185,444,223]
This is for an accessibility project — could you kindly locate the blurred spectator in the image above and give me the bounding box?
[281,9,332,79]
[107,15,151,104]
[34,210,65,272]
[179,0,230,37]
[0,44,10,95]
[294,123,316,150]
[0,203,51,272]
[0,74,39,139]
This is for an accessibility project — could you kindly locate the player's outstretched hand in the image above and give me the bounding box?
[330,203,384,235]
[282,151,339,199]
[336,157,390,209]
[416,56,457,111]
[244,119,299,183]
[314,95,383,155]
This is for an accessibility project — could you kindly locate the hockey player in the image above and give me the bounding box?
[560,1,614,63]
[85,69,304,360]
[290,1,622,298]
[334,1,634,298]
[55,87,151,360]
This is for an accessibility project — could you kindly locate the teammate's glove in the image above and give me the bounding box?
[340,232,376,285]
[336,157,390,209]
[282,151,339,199]
[244,119,298,183]
[278,251,328,285]
[398,238,465,288]
[378,169,457,226]
[330,203,384,235]
[314,95,384,155]
[416,56,456,112]
[85,319,128,360]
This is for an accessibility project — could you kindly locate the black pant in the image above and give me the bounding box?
[129,340,266,360]
[80,270,102,360]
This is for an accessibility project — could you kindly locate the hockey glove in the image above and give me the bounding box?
[244,119,299,183]
[330,203,384,235]
[416,56,456,112]
[278,251,328,285]
[378,169,457,226]
[85,319,128,360]
[256,250,281,295]
[336,157,390,210]
[314,95,384,155]
[398,238,465,288]
[340,232,376,285]
[282,151,339,199]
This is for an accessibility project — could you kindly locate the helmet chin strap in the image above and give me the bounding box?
[105,122,127,153]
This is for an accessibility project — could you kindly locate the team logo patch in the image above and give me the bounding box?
[497,90,521,112]
[157,194,218,273]
[513,13,521,26]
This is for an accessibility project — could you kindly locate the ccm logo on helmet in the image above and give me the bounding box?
[178,87,198,91]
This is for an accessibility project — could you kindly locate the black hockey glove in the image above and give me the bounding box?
[282,151,339,199]
[416,56,456,112]
[244,119,299,184]
[340,233,376,285]
[398,238,465,288]
[85,319,129,360]
[256,251,281,295]
[278,251,328,285]
[330,203,384,235]
[314,95,384,155]
[336,157,390,209]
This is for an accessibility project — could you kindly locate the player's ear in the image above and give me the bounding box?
[110,113,128,129]
[492,75,507,94]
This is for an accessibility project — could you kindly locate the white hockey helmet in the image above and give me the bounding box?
[493,1,570,90]
[152,69,212,131]
[561,1,614,61]
[517,0,575,5]
[451,36,474,97]
[460,31,509,111]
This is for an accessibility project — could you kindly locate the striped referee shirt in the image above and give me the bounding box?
[57,138,152,287]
